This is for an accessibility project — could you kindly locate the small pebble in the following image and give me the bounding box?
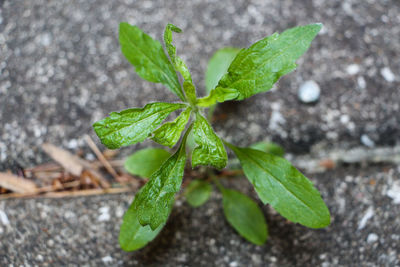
[346,64,360,75]
[380,67,395,82]
[358,207,374,230]
[298,80,320,103]
[340,114,350,124]
[357,76,366,89]
[387,180,400,204]
[102,256,113,263]
[0,210,10,225]
[98,206,110,222]
[67,139,78,149]
[367,233,378,243]
[39,33,52,47]
[361,134,375,148]
[47,240,55,247]
[36,254,44,261]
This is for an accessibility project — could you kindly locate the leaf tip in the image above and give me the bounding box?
[166,23,182,33]
[119,21,131,31]
[311,22,323,33]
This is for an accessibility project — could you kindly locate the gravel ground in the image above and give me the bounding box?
[1,165,400,266]
[1,0,400,266]
[1,0,399,167]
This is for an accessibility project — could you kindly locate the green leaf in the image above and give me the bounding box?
[93,102,186,149]
[250,141,285,157]
[226,143,330,228]
[164,24,197,104]
[183,81,197,106]
[164,23,192,82]
[197,87,239,107]
[192,113,227,169]
[184,180,212,207]
[119,22,185,101]
[205,47,240,93]
[217,24,322,100]
[124,148,171,178]
[119,202,164,251]
[152,108,192,147]
[133,126,192,230]
[221,188,268,245]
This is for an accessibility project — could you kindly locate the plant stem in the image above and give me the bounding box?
[210,172,225,192]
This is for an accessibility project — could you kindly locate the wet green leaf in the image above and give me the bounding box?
[205,47,240,93]
[152,108,192,147]
[119,22,184,100]
[250,141,285,157]
[164,23,192,82]
[119,202,164,251]
[183,81,197,106]
[226,143,330,228]
[124,148,171,178]
[164,24,197,103]
[192,114,227,169]
[93,102,186,149]
[217,24,322,100]
[221,188,268,245]
[184,180,212,207]
[133,126,192,230]
[197,87,239,107]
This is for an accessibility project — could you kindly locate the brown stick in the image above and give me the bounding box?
[0,187,133,200]
[84,135,120,180]
[24,162,62,173]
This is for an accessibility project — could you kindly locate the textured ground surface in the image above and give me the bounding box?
[1,0,400,266]
[1,165,400,266]
[1,0,400,166]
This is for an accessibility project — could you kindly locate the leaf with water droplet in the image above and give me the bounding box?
[191,113,227,169]
[93,102,187,149]
[133,125,192,230]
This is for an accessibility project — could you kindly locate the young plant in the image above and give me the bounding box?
[93,22,330,251]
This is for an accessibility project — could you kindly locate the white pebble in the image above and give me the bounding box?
[115,206,124,218]
[67,139,78,149]
[40,33,52,47]
[0,210,10,225]
[387,180,400,204]
[298,80,320,103]
[346,64,360,75]
[357,76,366,89]
[380,67,395,82]
[36,254,44,261]
[98,206,110,222]
[358,207,374,230]
[85,153,96,161]
[229,261,238,267]
[340,114,350,124]
[361,134,375,148]
[102,256,113,263]
[367,233,378,243]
